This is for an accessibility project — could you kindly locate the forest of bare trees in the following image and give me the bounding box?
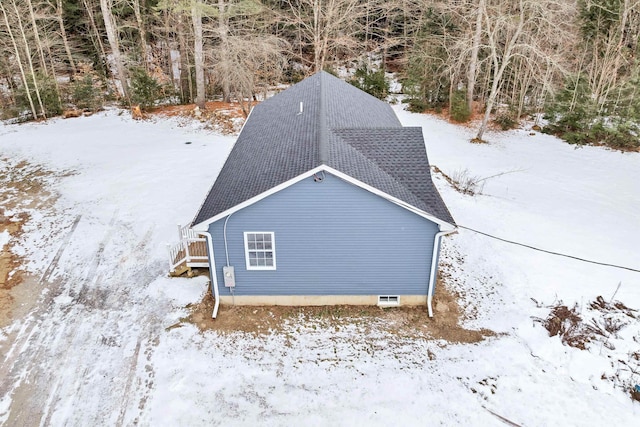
[0,0,638,148]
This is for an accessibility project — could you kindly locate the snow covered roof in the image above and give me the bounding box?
[192,71,454,227]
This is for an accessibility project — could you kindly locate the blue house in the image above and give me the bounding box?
[189,71,455,318]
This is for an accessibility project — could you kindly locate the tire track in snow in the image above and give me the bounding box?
[34,216,129,425]
[39,215,82,284]
[1,213,120,425]
[114,226,157,427]
[0,216,82,397]
[37,225,162,426]
[0,215,81,369]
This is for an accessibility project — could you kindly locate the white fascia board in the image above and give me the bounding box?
[323,166,456,230]
[192,165,456,232]
[189,106,257,229]
[191,166,326,231]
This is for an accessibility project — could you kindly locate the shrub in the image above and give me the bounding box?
[130,68,161,111]
[450,168,485,195]
[349,64,389,100]
[71,72,105,111]
[16,73,62,118]
[493,113,518,130]
[544,117,640,150]
[283,66,305,84]
[543,76,640,150]
[449,89,470,122]
[590,120,640,150]
[36,75,62,116]
[535,302,590,350]
[432,166,484,195]
[406,97,428,113]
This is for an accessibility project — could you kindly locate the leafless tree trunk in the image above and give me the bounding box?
[176,14,193,103]
[218,0,231,102]
[55,0,77,74]
[475,0,525,141]
[0,1,38,119]
[218,0,233,102]
[585,0,638,112]
[12,0,47,118]
[191,0,205,108]
[26,0,48,76]
[100,0,129,100]
[285,0,363,72]
[131,0,150,69]
[467,0,483,113]
[83,0,108,61]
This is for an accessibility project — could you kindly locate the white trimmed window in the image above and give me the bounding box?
[244,232,276,270]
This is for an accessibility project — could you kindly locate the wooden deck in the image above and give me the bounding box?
[168,225,209,276]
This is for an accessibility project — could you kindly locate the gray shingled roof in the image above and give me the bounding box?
[192,71,454,226]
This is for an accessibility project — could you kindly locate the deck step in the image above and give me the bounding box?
[170,263,191,277]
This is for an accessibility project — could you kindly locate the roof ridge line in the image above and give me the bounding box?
[318,72,328,164]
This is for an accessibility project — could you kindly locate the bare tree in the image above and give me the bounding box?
[191,0,205,108]
[582,0,640,112]
[100,0,130,100]
[26,0,48,76]
[53,0,77,74]
[216,0,231,102]
[472,0,572,141]
[467,0,483,113]
[155,0,195,102]
[10,0,47,117]
[0,0,38,118]
[130,0,150,69]
[82,0,108,62]
[473,0,525,141]
[284,0,364,72]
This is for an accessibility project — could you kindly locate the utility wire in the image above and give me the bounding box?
[456,224,640,274]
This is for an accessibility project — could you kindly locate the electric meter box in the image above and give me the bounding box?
[222,266,236,287]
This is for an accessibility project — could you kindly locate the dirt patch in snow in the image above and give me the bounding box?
[0,159,63,327]
[150,101,251,118]
[148,101,257,134]
[1,214,23,290]
[184,277,493,343]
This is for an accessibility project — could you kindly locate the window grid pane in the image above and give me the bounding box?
[246,233,275,269]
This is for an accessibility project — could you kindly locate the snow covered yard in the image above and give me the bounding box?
[0,108,638,425]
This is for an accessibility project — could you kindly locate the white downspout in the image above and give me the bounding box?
[199,231,220,319]
[427,228,456,317]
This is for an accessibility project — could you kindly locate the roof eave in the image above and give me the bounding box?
[191,165,456,232]
[190,106,257,228]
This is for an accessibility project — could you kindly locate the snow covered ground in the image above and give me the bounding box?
[0,107,638,425]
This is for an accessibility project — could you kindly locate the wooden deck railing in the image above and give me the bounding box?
[168,225,208,273]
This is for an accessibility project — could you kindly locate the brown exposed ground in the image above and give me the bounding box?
[150,101,252,119]
[0,212,27,328]
[0,159,63,328]
[148,101,258,134]
[182,277,493,343]
[0,215,23,290]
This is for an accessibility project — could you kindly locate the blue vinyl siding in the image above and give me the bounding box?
[208,173,440,297]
